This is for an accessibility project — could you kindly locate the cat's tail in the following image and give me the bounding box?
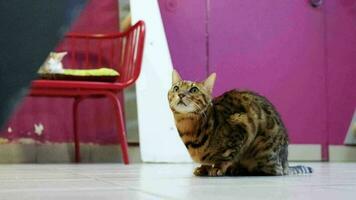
[288,165,313,175]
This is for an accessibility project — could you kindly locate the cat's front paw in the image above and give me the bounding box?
[195,164,227,177]
[208,167,224,177]
[193,165,212,176]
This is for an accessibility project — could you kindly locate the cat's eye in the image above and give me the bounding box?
[173,86,179,92]
[189,87,199,93]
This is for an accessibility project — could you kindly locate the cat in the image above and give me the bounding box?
[168,69,312,176]
[38,52,67,74]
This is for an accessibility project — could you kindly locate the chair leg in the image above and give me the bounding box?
[73,97,82,163]
[107,93,130,164]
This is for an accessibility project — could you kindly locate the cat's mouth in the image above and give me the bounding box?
[177,100,187,106]
[173,100,196,113]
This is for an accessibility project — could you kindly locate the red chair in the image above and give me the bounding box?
[30,21,145,164]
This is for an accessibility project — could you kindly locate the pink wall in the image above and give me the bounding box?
[158,0,208,81]
[159,0,356,159]
[1,0,121,144]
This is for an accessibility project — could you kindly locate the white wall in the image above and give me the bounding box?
[131,0,192,162]
[344,109,356,145]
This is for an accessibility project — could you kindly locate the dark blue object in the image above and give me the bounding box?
[0,0,87,128]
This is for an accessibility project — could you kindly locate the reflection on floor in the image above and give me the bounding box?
[0,163,355,200]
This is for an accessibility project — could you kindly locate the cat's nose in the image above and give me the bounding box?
[178,94,185,99]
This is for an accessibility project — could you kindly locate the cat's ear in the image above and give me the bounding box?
[172,69,182,85]
[203,73,216,93]
[56,52,67,61]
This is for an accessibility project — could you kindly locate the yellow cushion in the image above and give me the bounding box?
[63,68,119,76]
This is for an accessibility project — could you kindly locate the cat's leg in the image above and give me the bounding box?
[252,133,288,176]
[193,165,213,176]
[252,154,284,176]
[227,113,258,161]
[253,164,284,176]
[223,161,283,176]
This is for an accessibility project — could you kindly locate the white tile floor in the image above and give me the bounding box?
[0,163,355,200]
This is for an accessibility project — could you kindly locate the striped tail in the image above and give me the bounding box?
[288,165,313,175]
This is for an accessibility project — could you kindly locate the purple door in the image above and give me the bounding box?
[208,0,327,155]
[325,0,356,145]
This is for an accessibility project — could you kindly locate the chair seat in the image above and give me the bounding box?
[32,79,126,90]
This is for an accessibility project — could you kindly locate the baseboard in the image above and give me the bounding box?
[0,142,142,164]
[329,145,356,162]
[288,144,322,161]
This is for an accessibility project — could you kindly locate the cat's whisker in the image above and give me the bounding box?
[191,101,208,120]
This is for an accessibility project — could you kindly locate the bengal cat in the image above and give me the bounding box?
[168,70,312,176]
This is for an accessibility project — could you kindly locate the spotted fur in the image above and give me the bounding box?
[168,70,312,176]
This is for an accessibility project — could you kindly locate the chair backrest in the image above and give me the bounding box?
[57,21,145,87]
